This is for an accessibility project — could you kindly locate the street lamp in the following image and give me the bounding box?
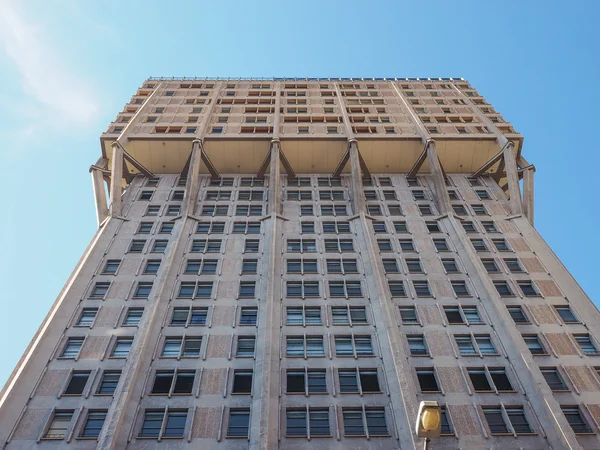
[415,400,441,449]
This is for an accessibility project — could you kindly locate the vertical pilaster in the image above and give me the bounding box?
[109,142,123,217]
[523,167,534,224]
[251,140,283,449]
[91,165,109,226]
[348,140,366,215]
[503,142,523,215]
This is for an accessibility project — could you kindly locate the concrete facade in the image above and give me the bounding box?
[1,78,599,450]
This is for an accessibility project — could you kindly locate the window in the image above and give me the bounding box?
[287,239,317,253]
[90,282,110,298]
[144,259,161,274]
[102,259,120,274]
[399,306,419,324]
[152,370,195,395]
[287,281,320,298]
[408,335,429,356]
[504,258,523,273]
[407,177,419,186]
[140,409,188,438]
[383,190,397,200]
[286,408,330,437]
[575,334,599,355]
[171,307,208,326]
[178,281,213,298]
[201,204,228,216]
[416,368,440,392]
[206,190,232,201]
[286,336,324,357]
[245,239,259,252]
[286,370,327,394]
[367,204,382,216]
[301,221,315,233]
[483,408,510,434]
[111,338,133,358]
[388,204,403,216]
[76,308,98,326]
[60,337,84,359]
[63,371,90,395]
[162,336,202,357]
[383,221,404,235]
[492,239,510,252]
[232,371,253,394]
[472,204,488,215]
[236,336,256,357]
[452,205,468,215]
[433,238,449,252]
[455,335,496,356]
[331,306,367,325]
[151,240,168,253]
[442,258,459,273]
[451,281,470,296]
[562,406,593,433]
[227,409,250,438]
[343,408,388,436]
[196,221,225,234]
[555,306,579,323]
[418,204,433,215]
[166,205,180,216]
[399,239,415,251]
[372,221,387,233]
[96,371,120,395]
[471,239,487,251]
[462,221,476,232]
[412,190,426,200]
[43,410,74,439]
[335,336,374,357]
[80,410,107,438]
[123,307,144,326]
[406,258,423,273]
[339,368,380,393]
[134,282,153,298]
[326,259,358,274]
[159,222,174,234]
[320,204,347,216]
[139,190,153,201]
[494,281,513,296]
[377,239,393,252]
[413,281,432,297]
[482,221,497,232]
[324,238,354,252]
[518,281,539,297]
[238,281,256,298]
[523,335,547,355]
[425,221,440,233]
[388,280,407,297]
[185,259,217,274]
[383,258,399,273]
[287,306,322,325]
[145,205,160,216]
[482,258,499,273]
[444,306,482,325]
[319,190,345,200]
[507,306,529,323]
[287,259,318,274]
[541,368,568,391]
[240,307,258,325]
[329,280,362,298]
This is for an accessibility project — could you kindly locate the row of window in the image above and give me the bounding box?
[38,403,597,441]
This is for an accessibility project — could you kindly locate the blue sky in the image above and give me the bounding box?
[0,0,598,387]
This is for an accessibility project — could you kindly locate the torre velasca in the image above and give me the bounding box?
[1,78,599,450]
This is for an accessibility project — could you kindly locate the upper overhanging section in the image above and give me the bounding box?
[100,77,524,175]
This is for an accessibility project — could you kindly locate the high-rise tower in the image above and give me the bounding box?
[1,78,599,450]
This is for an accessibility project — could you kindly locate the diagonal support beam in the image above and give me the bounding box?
[119,144,154,178]
[407,142,429,178]
[357,150,371,178]
[471,144,507,178]
[109,142,124,217]
[257,149,271,178]
[180,151,192,177]
[332,149,350,178]
[200,148,219,178]
[279,146,295,178]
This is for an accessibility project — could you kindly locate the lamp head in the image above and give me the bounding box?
[416,400,442,438]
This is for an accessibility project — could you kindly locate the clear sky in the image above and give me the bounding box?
[0,0,598,388]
